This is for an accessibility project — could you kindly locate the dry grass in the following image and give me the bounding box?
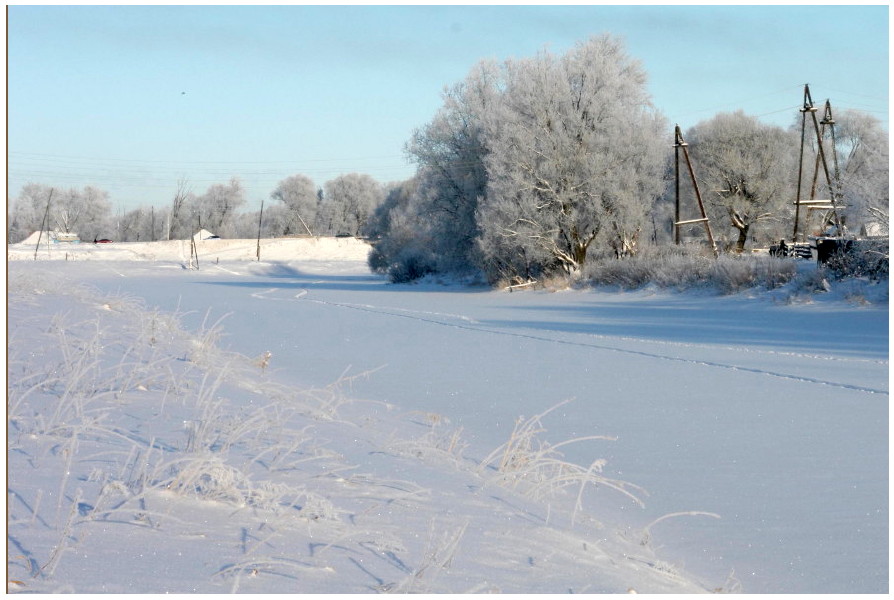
[478,399,645,522]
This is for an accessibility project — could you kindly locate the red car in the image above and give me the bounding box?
[94,238,113,244]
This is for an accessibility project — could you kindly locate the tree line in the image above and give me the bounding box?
[7,172,387,245]
[9,34,887,285]
[367,35,888,283]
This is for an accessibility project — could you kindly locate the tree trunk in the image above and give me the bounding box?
[572,242,587,269]
[735,224,749,253]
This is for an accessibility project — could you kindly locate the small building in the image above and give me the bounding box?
[19,230,79,244]
[192,228,220,242]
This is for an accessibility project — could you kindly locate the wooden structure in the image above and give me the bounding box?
[674,125,718,257]
[792,84,844,241]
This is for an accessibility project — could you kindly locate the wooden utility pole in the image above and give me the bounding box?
[256,199,264,261]
[822,100,843,208]
[673,125,718,257]
[35,188,54,261]
[674,127,681,245]
[190,216,200,270]
[793,84,843,241]
[296,212,314,237]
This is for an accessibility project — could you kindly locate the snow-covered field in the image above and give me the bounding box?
[7,237,889,593]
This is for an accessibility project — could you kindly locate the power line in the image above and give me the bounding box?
[821,87,889,103]
[9,151,410,167]
[7,151,418,193]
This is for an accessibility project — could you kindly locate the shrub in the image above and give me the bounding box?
[384,246,438,283]
[583,247,798,294]
[820,239,889,281]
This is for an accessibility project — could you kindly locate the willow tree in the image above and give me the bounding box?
[404,60,501,272]
[371,34,669,283]
[189,177,245,237]
[271,174,318,236]
[686,111,797,252]
[834,109,889,234]
[477,35,668,281]
[319,173,384,237]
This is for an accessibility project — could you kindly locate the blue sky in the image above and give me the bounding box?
[7,4,889,212]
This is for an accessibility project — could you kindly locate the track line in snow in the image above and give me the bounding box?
[250,288,283,300]
[212,264,243,276]
[307,294,888,396]
[248,284,887,396]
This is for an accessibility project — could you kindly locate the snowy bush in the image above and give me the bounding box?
[583,247,798,294]
[385,246,439,283]
[367,200,441,284]
[820,239,889,281]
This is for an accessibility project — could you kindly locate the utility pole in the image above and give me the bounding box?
[190,215,200,269]
[296,211,314,237]
[673,125,718,257]
[35,188,54,261]
[793,84,843,241]
[674,127,681,245]
[256,199,264,261]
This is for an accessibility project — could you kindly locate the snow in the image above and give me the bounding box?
[193,228,218,242]
[6,238,889,593]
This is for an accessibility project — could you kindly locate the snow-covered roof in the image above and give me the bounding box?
[192,228,219,241]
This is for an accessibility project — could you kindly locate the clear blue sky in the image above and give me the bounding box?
[7,4,889,212]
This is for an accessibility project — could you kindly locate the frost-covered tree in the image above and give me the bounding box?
[230,205,282,239]
[365,179,419,242]
[115,205,168,242]
[318,173,385,236]
[477,35,668,279]
[686,111,797,252]
[10,184,113,242]
[9,184,114,242]
[55,186,113,241]
[366,175,441,282]
[168,178,194,240]
[185,177,245,238]
[8,183,47,242]
[833,109,889,235]
[271,174,317,236]
[404,60,500,271]
[117,207,146,242]
[251,202,294,238]
[371,34,672,283]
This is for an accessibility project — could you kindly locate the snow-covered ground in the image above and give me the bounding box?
[7,238,889,593]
